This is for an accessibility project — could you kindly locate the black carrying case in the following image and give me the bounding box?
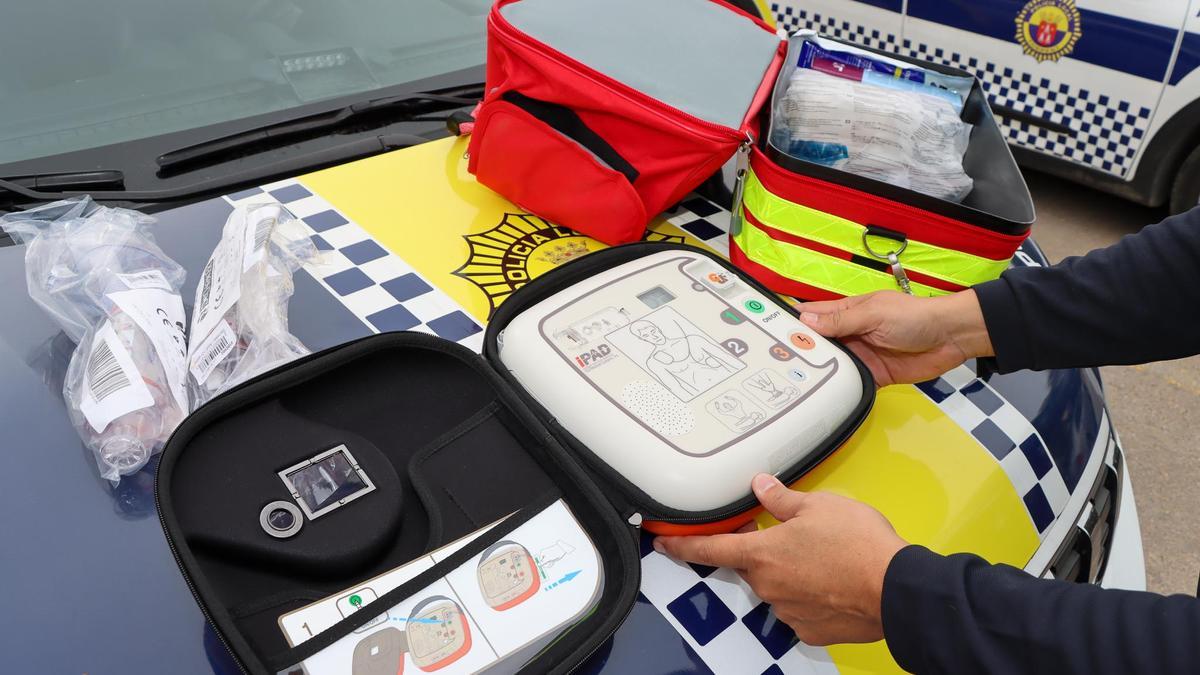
[156,242,874,674]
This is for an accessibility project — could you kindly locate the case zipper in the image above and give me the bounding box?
[729,133,755,236]
[154,492,249,673]
[489,8,747,144]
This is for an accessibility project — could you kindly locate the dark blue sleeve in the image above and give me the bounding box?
[974,207,1200,372]
[880,545,1200,674]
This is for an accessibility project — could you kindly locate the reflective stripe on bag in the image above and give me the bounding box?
[739,169,1010,293]
[733,213,952,297]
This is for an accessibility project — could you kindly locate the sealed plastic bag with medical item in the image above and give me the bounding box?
[1,197,189,482]
[795,39,974,111]
[772,66,975,202]
[188,202,318,407]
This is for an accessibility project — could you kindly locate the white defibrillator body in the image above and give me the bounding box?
[498,251,863,511]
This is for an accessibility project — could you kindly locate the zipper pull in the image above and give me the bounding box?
[729,132,754,236]
[627,512,644,528]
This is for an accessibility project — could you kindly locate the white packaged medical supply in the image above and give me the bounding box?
[2,197,189,482]
[775,67,974,202]
[188,203,319,407]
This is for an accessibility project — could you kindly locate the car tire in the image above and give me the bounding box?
[1169,143,1200,214]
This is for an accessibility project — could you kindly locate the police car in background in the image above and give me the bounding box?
[764,0,1200,213]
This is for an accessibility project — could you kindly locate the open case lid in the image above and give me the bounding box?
[494,0,783,132]
[484,242,876,532]
[765,32,1035,235]
[156,333,640,674]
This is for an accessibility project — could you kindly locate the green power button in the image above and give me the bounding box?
[744,299,765,314]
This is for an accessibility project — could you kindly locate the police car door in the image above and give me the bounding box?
[900,1,1187,185]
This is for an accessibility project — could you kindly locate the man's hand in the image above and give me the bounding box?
[797,290,993,386]
[654,474,908,646]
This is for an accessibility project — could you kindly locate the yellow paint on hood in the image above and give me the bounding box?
[301,136,704,324]
[773,385,1040,674]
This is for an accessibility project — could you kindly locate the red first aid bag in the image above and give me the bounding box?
[467,0,785,245]
[731,33,1035,300]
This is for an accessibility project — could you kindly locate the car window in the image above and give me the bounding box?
[0,0,491,166]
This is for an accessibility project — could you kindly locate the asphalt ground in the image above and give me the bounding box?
[1021,170,1197,596]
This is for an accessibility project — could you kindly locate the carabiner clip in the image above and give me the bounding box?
[729,131,754,236]
[862,226,913,295]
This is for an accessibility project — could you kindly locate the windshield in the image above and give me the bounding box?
[0,0,490,167]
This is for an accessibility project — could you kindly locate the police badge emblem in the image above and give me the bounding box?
[1015,0,1083,63]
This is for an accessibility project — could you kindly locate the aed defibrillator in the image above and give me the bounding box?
[498,249,866,511]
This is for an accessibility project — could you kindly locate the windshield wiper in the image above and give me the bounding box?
[0,133,422,205]
[0,170,125,199]
[156,91,478,173]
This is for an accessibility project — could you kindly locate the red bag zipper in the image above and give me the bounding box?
[488,0,780,145]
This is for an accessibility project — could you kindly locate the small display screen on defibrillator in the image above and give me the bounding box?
[636,285,676,309]
[279,445,375,519]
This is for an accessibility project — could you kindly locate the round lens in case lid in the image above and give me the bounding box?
[260,500,303,539]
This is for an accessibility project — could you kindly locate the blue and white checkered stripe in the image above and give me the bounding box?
[664,196,734,256]
[640,540,838,675]
[770,4,1154,178]
[223,180,486,351]
[916,365,1071,536]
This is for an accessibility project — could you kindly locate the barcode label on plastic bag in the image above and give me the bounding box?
[191,229,243,344]
[107,288,189,415]
[242,207,283,272]
[254,216,273,248]
[117,270,171,291]
[88,340,128,400]
[189,319,237,384]
[79,321,154,433]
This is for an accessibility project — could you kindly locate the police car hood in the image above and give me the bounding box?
[256,136,1102,671]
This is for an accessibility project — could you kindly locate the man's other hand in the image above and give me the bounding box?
[654,474,908,646]
[798,290,993,386]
